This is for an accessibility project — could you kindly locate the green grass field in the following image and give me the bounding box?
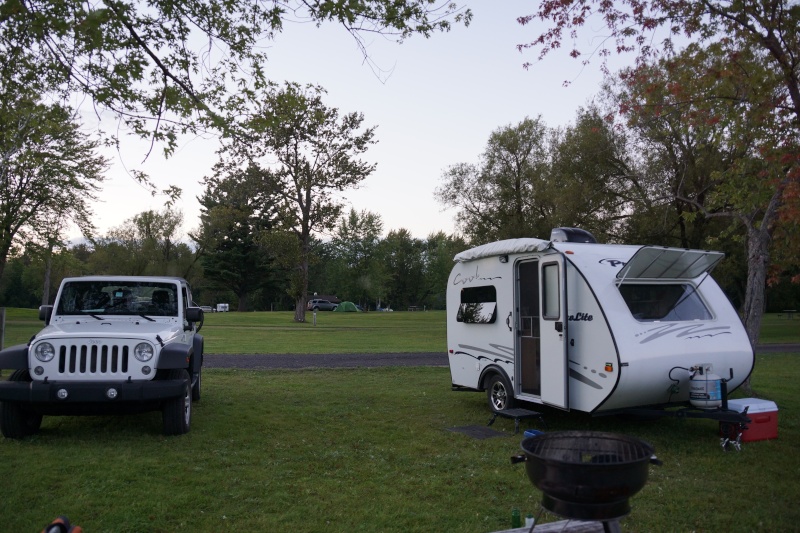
[3,308,796,354]
[0,308,798,531]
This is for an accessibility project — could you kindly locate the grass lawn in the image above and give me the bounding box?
[3,308,796,354]
[0,308,798,531]
[0,355,798,532]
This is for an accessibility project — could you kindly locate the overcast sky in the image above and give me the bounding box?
[82,1,626,243]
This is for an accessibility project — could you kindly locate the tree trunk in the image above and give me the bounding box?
[293,256,310,323]
[742,225,770,348]
[293,233,311,323]
[294,296,306,322]
[237,293,248,312]
[739,185,783,392]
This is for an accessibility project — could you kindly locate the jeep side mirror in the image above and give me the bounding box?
[39,305,53,323]
[185,306,205,333]
[186,306,203,323]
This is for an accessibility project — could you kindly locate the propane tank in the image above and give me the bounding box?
[689,364,723,409]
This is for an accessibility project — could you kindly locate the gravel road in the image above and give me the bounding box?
[203,344,797,370]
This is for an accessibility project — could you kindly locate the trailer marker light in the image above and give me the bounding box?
[605,363,613,372]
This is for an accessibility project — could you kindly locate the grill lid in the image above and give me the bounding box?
[521,431,655,466]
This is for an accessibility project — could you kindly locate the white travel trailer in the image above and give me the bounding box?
[446,228,754,418]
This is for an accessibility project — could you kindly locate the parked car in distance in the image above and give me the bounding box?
[199,305,213,313]
[307,299,338,311]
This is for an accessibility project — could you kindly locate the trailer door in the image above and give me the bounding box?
[540,256,568,409]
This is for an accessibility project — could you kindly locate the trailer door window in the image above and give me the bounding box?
[619,283,712,321]
[541,263,561,320]
[457,285,497,324]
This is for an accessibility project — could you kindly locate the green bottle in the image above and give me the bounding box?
[511,508,522,528]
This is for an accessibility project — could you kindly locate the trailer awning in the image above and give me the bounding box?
[616,247,724,281]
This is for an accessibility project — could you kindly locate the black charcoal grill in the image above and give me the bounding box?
[512,431,661,522]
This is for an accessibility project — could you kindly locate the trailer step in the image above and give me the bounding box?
[488,408,546,435]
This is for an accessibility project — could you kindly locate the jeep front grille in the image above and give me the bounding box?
[58,344,130,375]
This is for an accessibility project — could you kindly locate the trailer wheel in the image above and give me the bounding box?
[162,369,192,436]
[486,373,514,412]
[0,370,43,439]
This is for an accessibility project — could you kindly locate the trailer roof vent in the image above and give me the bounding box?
[550,227,597,243]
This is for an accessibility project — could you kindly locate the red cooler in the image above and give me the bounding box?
[721,398,779,442]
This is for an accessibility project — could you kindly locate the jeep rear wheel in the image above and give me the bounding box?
[1,370,43,439]
[162,369,191,436]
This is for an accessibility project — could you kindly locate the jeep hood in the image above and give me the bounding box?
[35,318,184,344]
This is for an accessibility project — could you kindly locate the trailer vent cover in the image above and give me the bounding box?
[550,227,597,243]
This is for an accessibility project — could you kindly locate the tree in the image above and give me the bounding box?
[0,0,469,168]
[419,231,467,309]
[436,114,638,244]
[327,209,386,306]
[548,106,640,241]
[435,117,554,243]
[603,46,741,249]
[0,78,107,280]
[613,41,796,350]
[219,82,378,322]
[89,208,198,279]
[193,165,280,311]
[378,228,424,309]
[519,0,800,347]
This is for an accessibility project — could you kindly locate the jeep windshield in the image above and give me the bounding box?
[56,281,179,317]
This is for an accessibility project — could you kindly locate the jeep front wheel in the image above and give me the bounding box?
[1,370,43,439]
[162,369,191,436]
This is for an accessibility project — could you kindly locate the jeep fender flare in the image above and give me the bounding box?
[190,334,204,374]
[0,344,29,370]
[157,343,192,370]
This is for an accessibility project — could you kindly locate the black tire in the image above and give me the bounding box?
[0,370,43,439]
[191,369,202,402]
[486,372,515,413]
[162,369,191,436]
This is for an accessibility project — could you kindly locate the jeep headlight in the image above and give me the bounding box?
[34,342,56,362]
[134,342,154,362]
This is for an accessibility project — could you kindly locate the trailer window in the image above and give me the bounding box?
[619,283,712,322]
[541,262,561,320]
[457,285,497,324]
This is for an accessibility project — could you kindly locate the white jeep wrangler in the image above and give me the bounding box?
[0,276,204,438]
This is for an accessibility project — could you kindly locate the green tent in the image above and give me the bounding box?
[333,301,360,312]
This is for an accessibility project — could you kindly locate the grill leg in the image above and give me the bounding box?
[602,520,621,533]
